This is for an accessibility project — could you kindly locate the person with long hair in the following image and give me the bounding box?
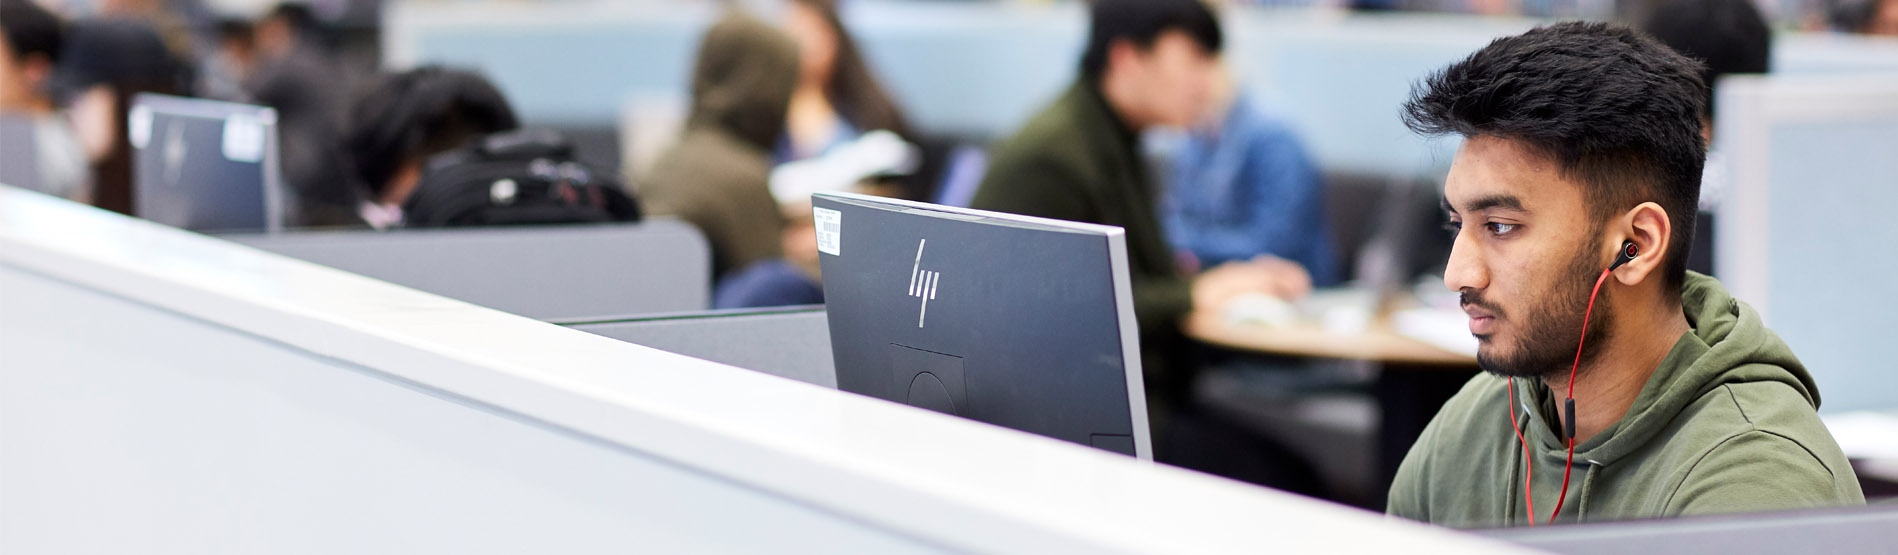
[778,0,912,162]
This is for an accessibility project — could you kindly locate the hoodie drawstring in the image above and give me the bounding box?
[1577,463,1602,523]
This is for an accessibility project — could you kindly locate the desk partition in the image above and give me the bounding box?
[223,220,710,321]
[1484,505,1898,554]
[560,306,836,388]
[1715,74,1898,414]
[0,185,1522,553]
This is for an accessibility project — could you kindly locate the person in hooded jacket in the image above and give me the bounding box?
[1390,22,1863,527]
[639,12,800,281]
[245,3,360,228]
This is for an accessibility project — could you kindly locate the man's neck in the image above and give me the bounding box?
[1543,291,1691,444]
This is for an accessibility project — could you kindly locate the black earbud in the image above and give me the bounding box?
[1609,241,1638,272]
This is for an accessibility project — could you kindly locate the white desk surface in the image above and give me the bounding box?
[0,185,1527,553]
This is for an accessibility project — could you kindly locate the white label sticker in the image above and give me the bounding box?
[221,114,266,163]
[814,206,842,256]
[127,105,153,149]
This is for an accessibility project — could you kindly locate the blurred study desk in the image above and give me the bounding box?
[1183,300,1479,509]
[1185,310,1477,367]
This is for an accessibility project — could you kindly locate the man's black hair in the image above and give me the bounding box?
[346,66,519,197]
[1404,21,1707,292]
[1638,0,1771,119]
[1,0,65,64]
[1079,0,1222,79]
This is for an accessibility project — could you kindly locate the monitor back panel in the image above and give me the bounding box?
[0,115,45,192]
[133,98,276,233]
[816,196,1138,455]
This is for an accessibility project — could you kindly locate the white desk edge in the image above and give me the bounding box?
[0,185,1524,554]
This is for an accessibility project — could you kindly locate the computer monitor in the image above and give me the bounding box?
[814,192,1151,459]
[0,115,47,192]
[130,93,284,233]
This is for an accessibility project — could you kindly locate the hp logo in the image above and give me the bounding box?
[908,239,939,328]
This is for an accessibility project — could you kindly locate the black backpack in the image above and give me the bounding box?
[402,129,641,227]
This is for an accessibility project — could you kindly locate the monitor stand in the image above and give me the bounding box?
[888,344,965,415]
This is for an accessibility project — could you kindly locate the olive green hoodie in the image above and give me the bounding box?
[1389,272,1864,528]
[640,12,799,280]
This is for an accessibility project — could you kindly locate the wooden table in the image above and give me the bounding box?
[1182,310,1477,367]
[1182,303,1480,509]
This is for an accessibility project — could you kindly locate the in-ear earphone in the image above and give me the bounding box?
[1505,239,1637,526]
[1610,241,1638,272]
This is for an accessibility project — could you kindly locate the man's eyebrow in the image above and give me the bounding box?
[1451,194,1526,214]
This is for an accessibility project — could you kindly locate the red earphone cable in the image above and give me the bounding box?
[1546,268,1613,522]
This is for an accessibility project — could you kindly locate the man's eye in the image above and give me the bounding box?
[1442,221,1462,234]
[1486,222,1518,236]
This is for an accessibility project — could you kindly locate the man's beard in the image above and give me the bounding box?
[1463,244,1615,380]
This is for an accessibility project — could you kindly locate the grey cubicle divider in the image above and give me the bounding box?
[1714,74,1898,414]
[558,306,837,389]
[1481,504,1898,554]
[223,219,710,321]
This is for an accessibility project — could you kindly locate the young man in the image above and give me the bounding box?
[971,0,1308,408]
[1164,64,1339,286]
[1388,22,1862,528]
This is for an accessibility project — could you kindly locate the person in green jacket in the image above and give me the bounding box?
[1389,22,1863,528]
[972,0,1311,409]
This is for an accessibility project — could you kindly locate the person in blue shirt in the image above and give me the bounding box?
[1164,69,1340,286]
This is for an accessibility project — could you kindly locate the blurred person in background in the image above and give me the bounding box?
[972,0,1311,433]
[778,0,914,164]
[640,12,800,283]
[345,66,519,230]
[198,17,254,102]
[1163,63,1339,287]
[1636,0,1771,146]
[49,14,192,215]
[1831,0,1898,34]
[712,200,826,309]
[777,0,938,202]
[1636,0,1770,275]
[245,2,358,227]
[1875,0,1898,34]
[0,0,89,202]
[91,0,199,63]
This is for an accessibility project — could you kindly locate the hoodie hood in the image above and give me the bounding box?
[685,12,800,152]
[1524,271,1819,466]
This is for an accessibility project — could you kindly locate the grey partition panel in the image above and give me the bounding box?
[565,308,836,388]
[1483,505,1898,554]
[1714,75,1898,414]
[224,220,709,320]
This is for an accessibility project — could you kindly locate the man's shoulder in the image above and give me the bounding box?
[976,111,1106,212]
[986,109,1100,180]
[1433,373,1514,427]
[1401,373,1514,469]
[1670,378,1845,465]
[1660,380,1864,513]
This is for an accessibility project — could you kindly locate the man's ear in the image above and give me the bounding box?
[1613,201,1673,287]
